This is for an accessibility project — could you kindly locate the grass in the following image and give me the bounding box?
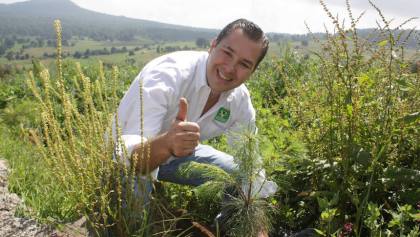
[0,124,77,223]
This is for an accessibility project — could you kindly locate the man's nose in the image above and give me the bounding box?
[224,61,236,74]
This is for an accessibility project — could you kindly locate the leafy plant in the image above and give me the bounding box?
[179,130,273,237]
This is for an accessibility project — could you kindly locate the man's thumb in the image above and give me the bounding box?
[176,97,188,121]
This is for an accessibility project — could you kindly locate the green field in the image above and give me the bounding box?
[0,37,209,70]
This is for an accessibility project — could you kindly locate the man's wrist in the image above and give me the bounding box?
[154,132,174,160]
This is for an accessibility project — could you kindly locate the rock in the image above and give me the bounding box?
[0,159,87,237]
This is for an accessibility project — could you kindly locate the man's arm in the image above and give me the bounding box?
[131,98,200,174]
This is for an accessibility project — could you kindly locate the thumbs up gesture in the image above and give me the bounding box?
[166,97,200,157]
[176,97,188,121]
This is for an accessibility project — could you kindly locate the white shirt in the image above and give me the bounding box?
[114,51,256,179]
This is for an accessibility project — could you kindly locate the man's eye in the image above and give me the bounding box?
[223,50,232,57]
[240,62,251,69]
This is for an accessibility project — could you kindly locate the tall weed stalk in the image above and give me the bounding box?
[26,20,160,236]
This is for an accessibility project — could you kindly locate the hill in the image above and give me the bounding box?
[0,0,217,41]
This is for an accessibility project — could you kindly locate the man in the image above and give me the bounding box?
[113,18,274,237]
[115,18,269,185]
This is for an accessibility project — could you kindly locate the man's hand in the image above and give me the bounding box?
[132,97,200,174]
[166,97,200,157]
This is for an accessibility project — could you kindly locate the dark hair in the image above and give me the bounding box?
[215,18,269,70]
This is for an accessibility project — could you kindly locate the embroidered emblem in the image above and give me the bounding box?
[214,107,230,123]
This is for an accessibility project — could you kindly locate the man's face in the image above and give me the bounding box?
[206,28,264,95]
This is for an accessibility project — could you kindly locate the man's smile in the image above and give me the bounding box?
[217,68,233,81]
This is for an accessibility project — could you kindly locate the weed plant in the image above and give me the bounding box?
[23,20,169,236]
[248,0,419,235]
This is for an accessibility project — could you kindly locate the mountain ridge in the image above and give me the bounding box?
[0,0,218,41]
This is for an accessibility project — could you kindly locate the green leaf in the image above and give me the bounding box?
[358,73,373,86]
[356,149,371,166]
[317,197,329,211]
[398,112,420,124]
[350,145,371,167]
[378,40,388,47]
[346,104,353,117]
[410,213,420,221]
[396,79,412,91]
[395,79,409,87]
[314,228,326,236]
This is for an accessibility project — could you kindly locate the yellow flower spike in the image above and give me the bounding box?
[54,19,63,84]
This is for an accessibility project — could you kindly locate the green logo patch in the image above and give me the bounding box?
[214,107,230,123]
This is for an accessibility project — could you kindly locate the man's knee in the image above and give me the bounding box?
[157,144,237,186]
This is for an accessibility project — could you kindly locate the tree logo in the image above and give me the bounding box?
[214,107,230,123]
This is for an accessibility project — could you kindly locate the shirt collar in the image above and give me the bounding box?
[195,52,209,90]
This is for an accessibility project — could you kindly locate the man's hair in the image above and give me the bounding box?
[215,18,269,70]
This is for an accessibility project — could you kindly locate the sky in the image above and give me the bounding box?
[1,0,419,34]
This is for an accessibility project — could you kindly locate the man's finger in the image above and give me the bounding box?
[178,121,200,132]
[176,97,188,121]
[182,148,195,156]
[176,131,200,141]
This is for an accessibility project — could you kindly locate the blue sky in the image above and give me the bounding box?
[1,0,419,34]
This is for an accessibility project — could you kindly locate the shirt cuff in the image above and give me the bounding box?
[116,134,159,180]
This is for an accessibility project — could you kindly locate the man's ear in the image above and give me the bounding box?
[208,38,217,53]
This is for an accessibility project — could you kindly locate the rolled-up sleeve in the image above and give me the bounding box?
[113,64,178,180]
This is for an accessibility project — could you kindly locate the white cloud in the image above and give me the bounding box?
[1,0,418,34]
[70,0,419,33]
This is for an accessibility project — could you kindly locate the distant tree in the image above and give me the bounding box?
[0,64,17,79]
[6,51,15,61]
[117,31,135,41]
[125,57,136,65]
[128,50,135,56]
[29,41,37,48]
[84,49,91,58]
[111,47,117,54]
[62,39,69,47]
[164,46,177,52]
[301,40,309,47]
[17,38,25,44]
[195,37,209,48]
[0,45,6,55]
[47,39,54,47]
[73,51,82,59]
[4,38,15,48]
[102,48,110,55]
[37,38,45,47]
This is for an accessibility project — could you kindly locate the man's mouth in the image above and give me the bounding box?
[217,69,233,81]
